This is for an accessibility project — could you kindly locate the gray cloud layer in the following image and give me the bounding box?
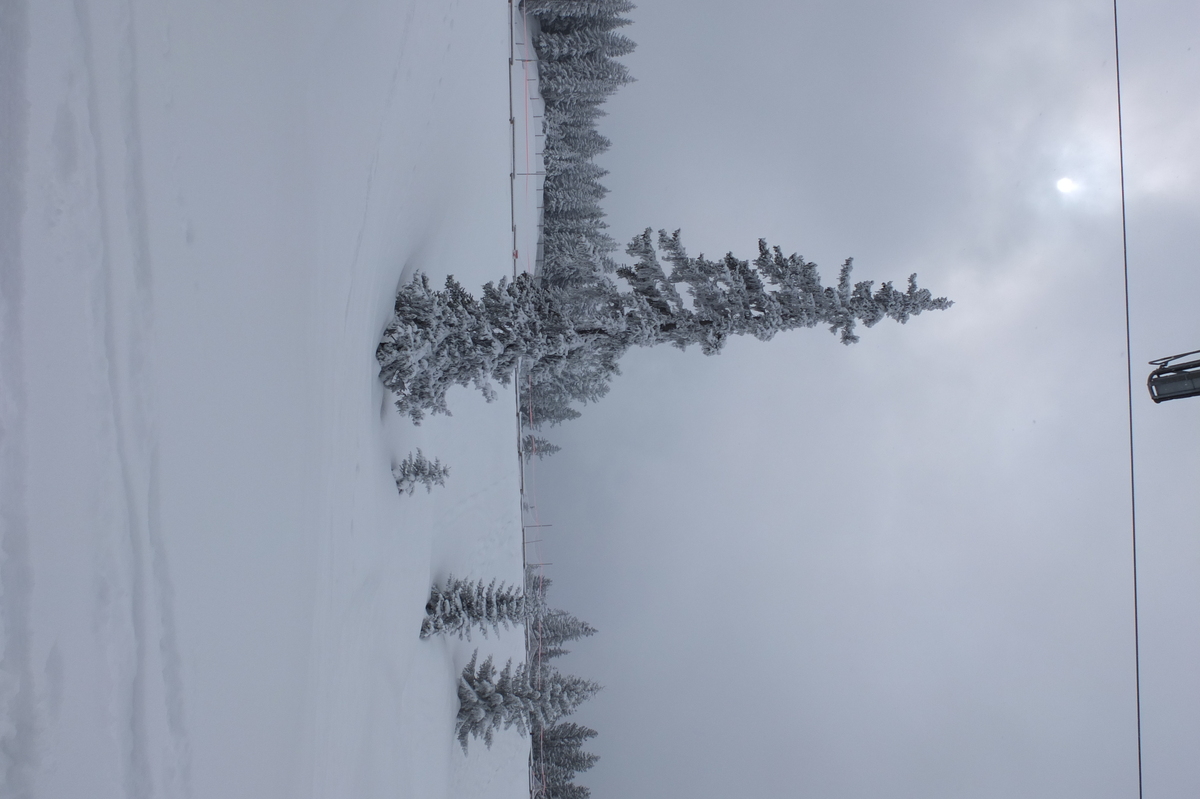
[526,1,1200,797]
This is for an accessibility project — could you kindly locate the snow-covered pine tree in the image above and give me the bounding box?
[533,721,599,767]
[531,1,635,290]
[376,274,503,422]
[420,576,526,640]
[377,230,951,423]
[455,651,600,752]
[543,124,612,181]
[524,568,597,661]
[538,57,634,107]
[542,104,612,159]
[392,449,450,494]
[534,29,636,61]
[542,785,590,799]
[522,381,585,428]
[524,567,557,612]
[522,435,563,460]
[540,220,618,290]
[531,609,597,662]
[546,158,610,186]
[531,720,599,799]
[543,162,610,217]
[524,0,636,32]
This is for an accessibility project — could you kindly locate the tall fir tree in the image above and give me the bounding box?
[534,29,636,61]
[455,651,600,751]
[531,720,599,799]
[522,434,563,460]
[377,230,951,423]
[524,0,636,31]
[538,57,633,106]
[531,0,635,289]
[524,569,597,661]
[420,576,526,640]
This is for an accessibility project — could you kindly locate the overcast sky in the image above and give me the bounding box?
[523,1,1200,797]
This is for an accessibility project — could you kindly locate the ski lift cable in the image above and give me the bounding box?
[1111,2,1144,797]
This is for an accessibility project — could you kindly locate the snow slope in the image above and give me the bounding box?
[2,1,539,797]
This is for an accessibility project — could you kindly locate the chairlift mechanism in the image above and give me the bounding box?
[1147,349,1200,403]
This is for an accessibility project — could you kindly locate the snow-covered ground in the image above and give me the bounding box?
[2,2,541,797]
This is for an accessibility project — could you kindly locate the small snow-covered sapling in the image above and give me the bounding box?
[392,449,450,495]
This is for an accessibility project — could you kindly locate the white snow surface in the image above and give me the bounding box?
[2,1,541,798]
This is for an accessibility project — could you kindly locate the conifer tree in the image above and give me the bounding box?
[538,58,633,105]
[541,225,618,291]
[533,721,599,768]
[455,651,600,751]
[377,230,951,423]
[531,721,599,799]
[531,0,635,288]
[533,608,598,652]
[543,785,590,799]
[392,450,450,494]
[524,569,597,661]
[524,0,636,31]
[420,576,526,640]
[534,29,636,61]
[522,435,563,460]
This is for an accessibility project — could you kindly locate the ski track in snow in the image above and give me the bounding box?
[73,0,191,796]
[0,2,40,797]
[343,4,416,331]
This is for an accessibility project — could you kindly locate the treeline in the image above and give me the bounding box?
[526,569,600,799]
[419,569,602,799]
[516,0,638,437]
[525,0,636,293]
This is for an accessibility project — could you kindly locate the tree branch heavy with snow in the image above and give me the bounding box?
[377,229,951,423]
